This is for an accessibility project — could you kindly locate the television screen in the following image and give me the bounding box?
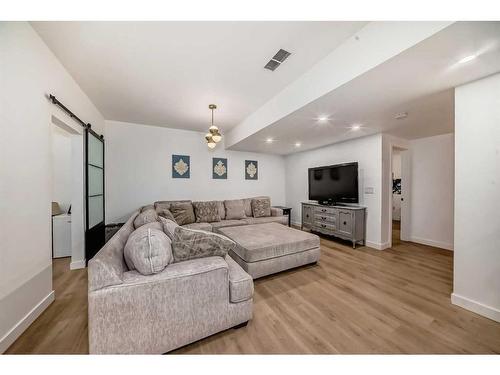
[308,162,358,204]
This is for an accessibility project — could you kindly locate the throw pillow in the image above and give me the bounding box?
[157,207,176,223]
[159,217,179,240]
[124,226,172,275]
[169,202,196,225]
[252,197,271,218]
[193,201,221,223]
[171,226,235,262]
[133,208,159,229]
[224,199,246,220]
[216,201,226,220]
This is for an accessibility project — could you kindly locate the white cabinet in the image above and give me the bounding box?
[52,214,71,258]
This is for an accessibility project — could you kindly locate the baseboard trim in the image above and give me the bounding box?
[0,290,55,353]
[365,241,390,250]
[410,236,453,251]
[70,259,86,270]
[451,293,500,323]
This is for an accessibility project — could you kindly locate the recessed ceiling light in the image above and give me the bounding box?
[265,138,274,143]
[458,55,477,64]
[351,124,361,131]
[317,116,329,123]
[295,142,302,147]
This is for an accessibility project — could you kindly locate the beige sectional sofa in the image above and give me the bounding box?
[88,196,319,354]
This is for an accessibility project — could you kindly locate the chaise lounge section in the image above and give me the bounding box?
[88,211,253,354]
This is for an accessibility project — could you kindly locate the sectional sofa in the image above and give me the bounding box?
[88,196,319,354]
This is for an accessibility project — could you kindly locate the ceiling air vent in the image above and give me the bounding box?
[264,49,291,71]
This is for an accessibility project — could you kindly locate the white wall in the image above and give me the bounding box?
[452,73,500,322]
[0,22,105,352]
[105,121,286,223]
[51,125,72,212]
[409,133,454,250]
[284,134,384,249]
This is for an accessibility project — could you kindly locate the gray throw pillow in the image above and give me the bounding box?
[252,197,271,218]
[224,199,246,220]
[193,201,221,223]
[216,201,226,220]
[157,207,176,223]
[159,216,179,240]
[124,226,172,275]
[133,208,159,229]
[171,226,235,263]
[169,202,196,225]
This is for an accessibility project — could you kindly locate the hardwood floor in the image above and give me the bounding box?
[6,230,500,354]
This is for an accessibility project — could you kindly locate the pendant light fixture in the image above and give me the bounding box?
[206,104,222,147]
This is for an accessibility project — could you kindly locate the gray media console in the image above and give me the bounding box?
[301,202,366,248]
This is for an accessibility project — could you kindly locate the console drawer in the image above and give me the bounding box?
[314,213,336,224]
[314,221,335,232]
[314,206,336,216]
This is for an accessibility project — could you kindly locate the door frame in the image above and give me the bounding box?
[50,114,86,269]
[388,144,411,247]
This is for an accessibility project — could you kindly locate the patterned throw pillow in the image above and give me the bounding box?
[170,226,235,263]
[169,202,196,225]
[133,208,159,229]
[193,201,221,223]
[251,198,271,218]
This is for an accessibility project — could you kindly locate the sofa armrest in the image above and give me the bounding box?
[88,256,233,354]
[116,256,229,288]
[271,207,283,217]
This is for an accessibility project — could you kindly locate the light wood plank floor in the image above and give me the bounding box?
[6,227,500,354]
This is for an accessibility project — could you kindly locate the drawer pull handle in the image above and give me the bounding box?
[321,224,326,228]
[321,216,326,220]
[343,221,347,225]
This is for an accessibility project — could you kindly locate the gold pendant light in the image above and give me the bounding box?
[206,104,222,147]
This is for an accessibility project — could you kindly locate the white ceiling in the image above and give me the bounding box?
[32,21,366,132]
[231,21,500,154]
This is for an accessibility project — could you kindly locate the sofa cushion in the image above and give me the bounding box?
[251,197,271,218]
[216,201,226,220]
[193,201,221,223]
[224,199,246,220]
[133,208,159,229]
[182,222,213,232]
[124,226,172,275]
[211,219,248,231]
[217,222,320,263]
[170,202,196,225]
[225,255,254,303]
[244,216,288,226]
[171,226,236,263]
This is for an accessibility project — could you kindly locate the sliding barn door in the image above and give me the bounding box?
[85,128,105,262]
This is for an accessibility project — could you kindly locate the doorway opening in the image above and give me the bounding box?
[50,115,85,271]
[390,145,410,247]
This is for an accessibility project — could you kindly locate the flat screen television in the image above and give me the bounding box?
[308,162,359,205]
